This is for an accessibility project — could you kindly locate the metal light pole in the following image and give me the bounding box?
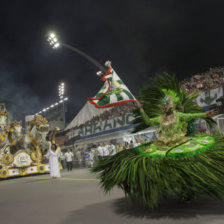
[47,33,107,73]
[58,82,66,128]
[36,80,68,130]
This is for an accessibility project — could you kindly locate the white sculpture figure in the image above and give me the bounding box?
[8,121,23,154]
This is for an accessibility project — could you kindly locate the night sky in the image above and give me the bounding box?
[0,0,224,121]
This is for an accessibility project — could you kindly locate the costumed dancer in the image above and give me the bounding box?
[135,89,215,152]
[91,63,224,209]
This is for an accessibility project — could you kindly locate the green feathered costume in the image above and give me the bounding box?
[92,73,224,209]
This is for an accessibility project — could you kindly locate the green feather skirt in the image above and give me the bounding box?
[92,135,224,208]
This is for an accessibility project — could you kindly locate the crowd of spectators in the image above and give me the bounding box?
[71,142,122,168]
[181,66,224,94]
[67,133,158,168]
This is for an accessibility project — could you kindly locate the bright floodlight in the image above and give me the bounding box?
[58,82,65,98]
[64,97,68,101]
[96,71,103,76]
[47,33,60,49]
[54,43,60,48]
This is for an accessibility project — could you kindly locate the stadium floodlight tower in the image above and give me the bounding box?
[58,82,65,100]
[35,81,68,129]
[58,82,66,128]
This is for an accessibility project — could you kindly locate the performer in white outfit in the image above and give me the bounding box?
[46,144,61,179]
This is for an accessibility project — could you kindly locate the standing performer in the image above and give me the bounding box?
[46,144,61,179]
[91,64,224,209]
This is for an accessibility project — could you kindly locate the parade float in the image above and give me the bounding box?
[92,63,224,209]
[0,104,60,178]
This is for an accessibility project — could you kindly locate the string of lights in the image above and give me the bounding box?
[35,82,68,115]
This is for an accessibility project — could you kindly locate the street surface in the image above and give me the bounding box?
[0,168,224,224]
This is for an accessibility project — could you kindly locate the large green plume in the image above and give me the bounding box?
[92,135,224,209]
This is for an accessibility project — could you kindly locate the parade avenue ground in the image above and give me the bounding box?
[0,168,224,224]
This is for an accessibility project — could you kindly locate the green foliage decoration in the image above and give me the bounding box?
[92,134,224,209]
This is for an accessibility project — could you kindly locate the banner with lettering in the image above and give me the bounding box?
[67,113,135,139]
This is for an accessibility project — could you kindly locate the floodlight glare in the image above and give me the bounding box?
[47,33,60,49]
[96,71,103,76]
[54,43,60,48]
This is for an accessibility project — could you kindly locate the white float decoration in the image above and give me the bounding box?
[13,150,32,167]
[0,104,61,178]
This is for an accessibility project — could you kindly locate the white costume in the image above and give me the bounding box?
[107,144,116,155]
[46,149,61,178]
[97,146,104,156]
[103,145,110,156]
